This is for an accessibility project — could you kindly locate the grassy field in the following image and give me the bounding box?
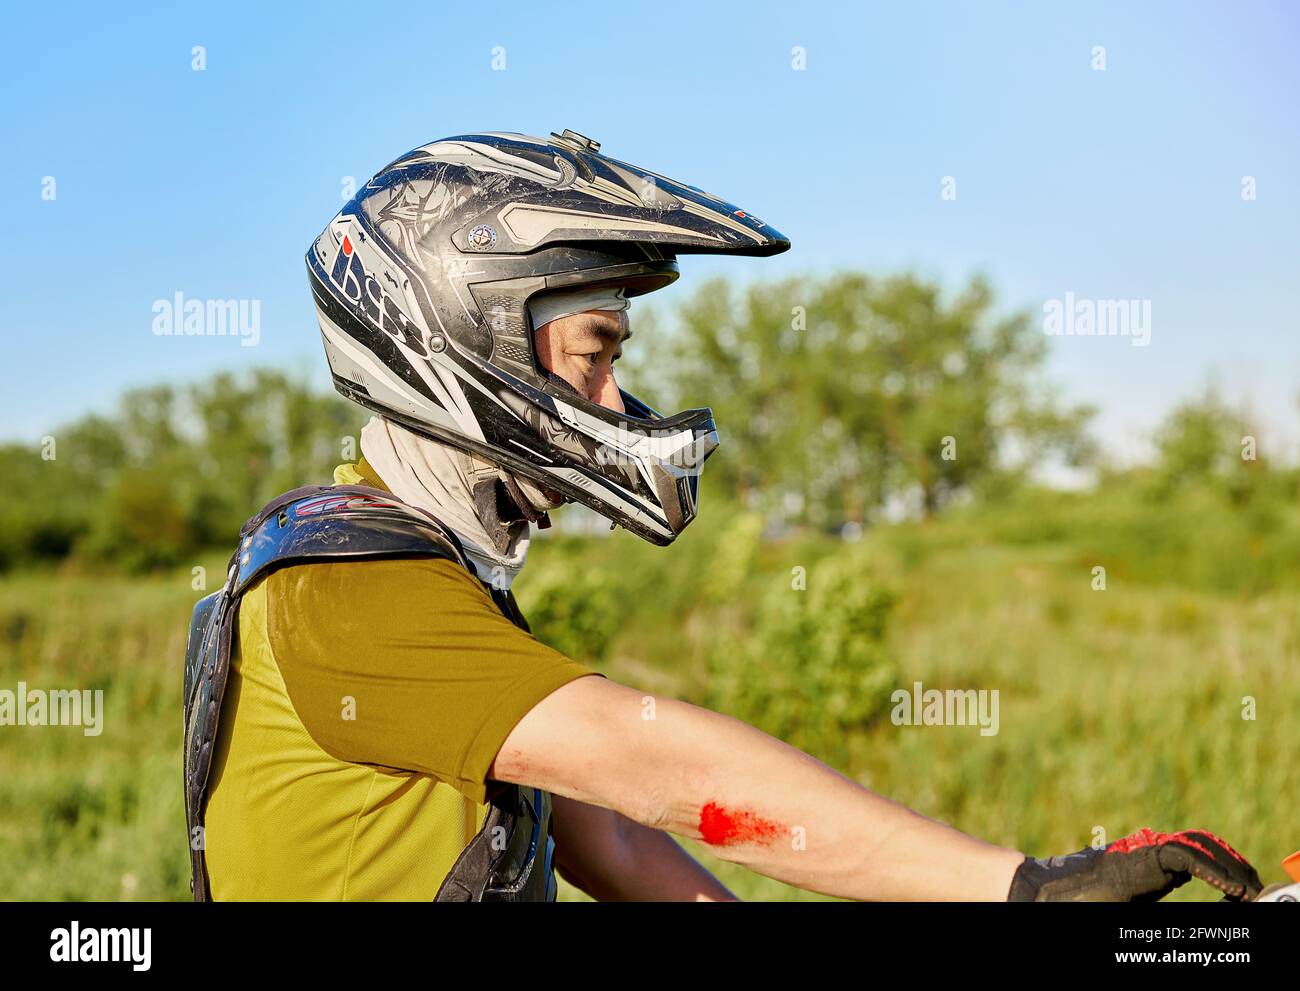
[1,495,1296,902]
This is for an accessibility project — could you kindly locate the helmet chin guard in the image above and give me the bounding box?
[307,129,787,544]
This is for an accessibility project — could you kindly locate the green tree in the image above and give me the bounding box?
[1150,388,1269,508]
[625,272,1092,527]
[3,370,361,572]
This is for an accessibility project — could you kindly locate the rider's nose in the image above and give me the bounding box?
[593,368,625,414]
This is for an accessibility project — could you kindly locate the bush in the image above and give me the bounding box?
[518,545,624,664]
[699,547,898,767]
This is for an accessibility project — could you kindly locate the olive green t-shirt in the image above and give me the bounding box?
[203,460,595,900]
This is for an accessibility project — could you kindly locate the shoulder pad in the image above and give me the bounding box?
[184,590,223,705]
[231,485,470,596]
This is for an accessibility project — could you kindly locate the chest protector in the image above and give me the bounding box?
[182,483,557,902]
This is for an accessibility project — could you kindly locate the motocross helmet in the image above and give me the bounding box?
[306,129,789,544]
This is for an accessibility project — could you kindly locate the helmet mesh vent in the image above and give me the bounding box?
[494,341,531,365]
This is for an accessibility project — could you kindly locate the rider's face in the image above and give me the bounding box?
[533,310,629,414]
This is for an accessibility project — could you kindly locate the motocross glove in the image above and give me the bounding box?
[1007,827,1263,902]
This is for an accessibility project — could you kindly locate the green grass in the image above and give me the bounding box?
[553,521,1298,901]
[0,556,227,900]
[2,506,1296,902]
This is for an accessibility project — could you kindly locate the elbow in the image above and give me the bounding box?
[621,754,718,839]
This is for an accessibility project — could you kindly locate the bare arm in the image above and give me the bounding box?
[550,795,737,901]
[491,675,1023,901]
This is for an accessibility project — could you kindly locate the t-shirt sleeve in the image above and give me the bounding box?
[264,556,598,804]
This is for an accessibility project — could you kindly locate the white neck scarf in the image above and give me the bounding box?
[358,416,531,589]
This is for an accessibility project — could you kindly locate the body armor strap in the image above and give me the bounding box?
[183,483,557,902]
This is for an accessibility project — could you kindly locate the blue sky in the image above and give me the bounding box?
[3,1,1298,461]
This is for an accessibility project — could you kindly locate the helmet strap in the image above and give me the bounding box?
[465,476,528,554]
[498,473,553,529]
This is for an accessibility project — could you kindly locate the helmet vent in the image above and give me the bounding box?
[494,341,531,365]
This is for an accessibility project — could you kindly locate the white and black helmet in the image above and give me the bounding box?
[306,129,789,544]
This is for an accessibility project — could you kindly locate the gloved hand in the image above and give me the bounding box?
[1007,827,1264,902]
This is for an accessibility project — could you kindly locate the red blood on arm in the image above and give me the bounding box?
[698,801,783,847]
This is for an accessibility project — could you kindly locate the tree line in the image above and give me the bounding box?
[2,273,1289,571]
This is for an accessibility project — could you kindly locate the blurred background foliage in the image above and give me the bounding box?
[1,272,1297,901]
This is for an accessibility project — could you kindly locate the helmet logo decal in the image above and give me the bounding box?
[325,223,428,358]
[467,224,497,249]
